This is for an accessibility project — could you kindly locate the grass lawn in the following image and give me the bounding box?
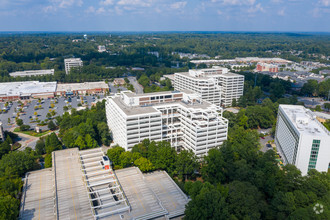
[14,128,51,137]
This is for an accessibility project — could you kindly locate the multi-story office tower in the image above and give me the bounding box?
[275,105,330,175]
[174,66,244,107]
[0,122,5,142]
[106,90,228,157]
[64,58,83,74]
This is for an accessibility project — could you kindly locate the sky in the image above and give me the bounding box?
[0,0,329,32]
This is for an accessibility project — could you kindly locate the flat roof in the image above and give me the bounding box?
[20,148,189,220]
[56,82,109,92]
[175,71,242,79]
[280,105,330,137]
[110,91,214,116]
[19,169,54,220]
[0,81,57,97]
[10,69,54,77]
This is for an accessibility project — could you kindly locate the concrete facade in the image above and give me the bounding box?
[56,82,109,96]
[275,105,330,175]
[64,58,83,74]
[174,67,244,107]
[106,90,228,157]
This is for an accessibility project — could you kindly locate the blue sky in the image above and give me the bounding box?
[0,0,329,32]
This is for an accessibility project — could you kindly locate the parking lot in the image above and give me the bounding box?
[0,94,104,131]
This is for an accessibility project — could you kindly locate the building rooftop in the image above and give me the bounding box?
[9,69,55,77]
[110,90,215,116]
[0,81,57,97]
[20,148,189,220]
[56,82,109,92]
[280,105,330,137]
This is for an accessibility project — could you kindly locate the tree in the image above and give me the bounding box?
[7,118,10,124]
[107,146,125,166]
[175,150,199,181]
[231,98,237,107]
[16,119,23,126]
[44,154,52,168]
[50,103,55,108]
[85,134,98,149]
[324,103,330,112]
[201,149,226,184]
[35,139,45,155]
[46,112,51,118]
[0,195,20,220]
[134,157,154,172]
[34,111,37,116]
[48,121,56,131]
[315,105,322,112]
[63,106,69,111]
[301,79,318,96]
[20,124,30,131]
[45,133,62,154]
[74,135,86,150]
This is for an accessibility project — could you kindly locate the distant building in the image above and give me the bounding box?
[113,78,126,86]
[131,67,145,71]
[98,45,106,52]
[275,105,330,175]
[56,82,109,96]
[320,69,330,75]
[106,90,228,157]
[256,62,278,72]
[0,81,56,101]
[9,69,54,78]
[0,122,5,142]
[174,67,244,107]
[64,58,83,74]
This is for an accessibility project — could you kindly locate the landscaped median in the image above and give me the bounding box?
[13,127,51,137]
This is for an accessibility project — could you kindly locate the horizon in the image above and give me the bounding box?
[0,1,329,32]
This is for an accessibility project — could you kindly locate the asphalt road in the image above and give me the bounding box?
[128,76,144,94]
[0,94,104,131]
[259,135,273,153]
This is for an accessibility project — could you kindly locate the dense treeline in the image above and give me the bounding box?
[107,140,199,180]
[0,33,329,83]
[56,100,111,149]
[300,79,330,98]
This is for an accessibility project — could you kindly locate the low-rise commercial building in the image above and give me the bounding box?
[275,105,330,175]
[9,69,55,77]
[106,90,228,157]
[256,62,278,72]
[64,58,83,74]
[56,82,109,96]
[174,67,244,107]
[0,81,57,101]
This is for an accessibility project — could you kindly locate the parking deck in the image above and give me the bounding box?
[20,148,189,220]
[20,169,54,220]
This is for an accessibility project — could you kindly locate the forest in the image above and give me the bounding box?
[0,32,329,83]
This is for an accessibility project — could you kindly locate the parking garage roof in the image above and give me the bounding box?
[20,148,189,220]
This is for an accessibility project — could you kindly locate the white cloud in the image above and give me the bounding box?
[319,0,330,7]
[278,8,285,16]
[217,9,223,15]
[170,1,187,9]
[212,0,256,6]
[100,0,114,6]
[43,0,83,12]
[247,3,265,13]
[85,6,95,13]
[117,0,153,7]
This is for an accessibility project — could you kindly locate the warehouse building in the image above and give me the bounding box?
[0,81,57,101]
[56,82,109,96]
[174,66,244,107]
[275,105,330,175]
[106,90,228,156]
[9,69,55,77]
[19,148,189,220]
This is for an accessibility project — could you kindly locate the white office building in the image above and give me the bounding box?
[275,105,330,175]
[0,122,4,142]
[174,67,244,107]
[64,58,83,74]
[106,90,228,157]
[98,45,106,52]
[9,69,54,77]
